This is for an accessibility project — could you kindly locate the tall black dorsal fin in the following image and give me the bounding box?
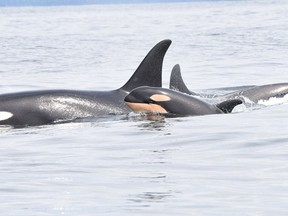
[216,99,243,113]
[169,64,197,95]
[120,39,172,92]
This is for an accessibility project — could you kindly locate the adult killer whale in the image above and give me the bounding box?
[169,64,288,103]
[0,39,171,127]
[124,86,242,116]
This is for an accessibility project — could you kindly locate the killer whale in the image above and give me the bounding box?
[169,64,198,96]
[169,64,288,103]
[222,83,288,103]
[124,86,242,116]
[0,39,171,127]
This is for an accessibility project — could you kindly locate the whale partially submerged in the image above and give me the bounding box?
[125,86,242,116]
[169,64,288,103]
[0,39,171,127]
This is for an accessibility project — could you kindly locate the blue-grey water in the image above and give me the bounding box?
[1,1,288,215]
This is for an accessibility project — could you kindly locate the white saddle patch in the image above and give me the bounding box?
[0,111,13,121]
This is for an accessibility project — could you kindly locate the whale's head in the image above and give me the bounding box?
[124,86,173,114]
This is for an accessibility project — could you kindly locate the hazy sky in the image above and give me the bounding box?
[0,0,198,7]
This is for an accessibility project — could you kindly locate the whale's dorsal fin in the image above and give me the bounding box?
[216,99,243,113]
[120,39,171,92]
[169,64,197,95]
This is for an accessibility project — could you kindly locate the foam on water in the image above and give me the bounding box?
[258,94,288,106]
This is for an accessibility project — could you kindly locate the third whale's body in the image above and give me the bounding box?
[169,64,288,103]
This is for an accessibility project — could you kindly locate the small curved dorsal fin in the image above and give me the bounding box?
[169,64,197,95]
[216,99,243,113]
[120,39,172,92]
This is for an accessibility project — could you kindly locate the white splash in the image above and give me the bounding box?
[232,104,248,113]
[258,94,288,106]
[0,111,13,121]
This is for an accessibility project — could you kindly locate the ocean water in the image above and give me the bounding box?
[1,0,288,215]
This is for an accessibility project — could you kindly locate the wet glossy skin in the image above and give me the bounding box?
[170,64,288,103]
[0,39,171,127]
[125,87,242,116]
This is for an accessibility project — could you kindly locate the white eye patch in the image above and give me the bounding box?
[150,94,171,102]
[0,111,13,121]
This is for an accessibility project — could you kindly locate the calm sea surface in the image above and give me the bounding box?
[1,0,288,215]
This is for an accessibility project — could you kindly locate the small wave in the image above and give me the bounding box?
[208,85,256,92]
[258,94,288,106]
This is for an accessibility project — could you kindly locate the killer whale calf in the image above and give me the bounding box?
[124,86,242,116]
[0,39,171,127]
[169,64,288,103]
